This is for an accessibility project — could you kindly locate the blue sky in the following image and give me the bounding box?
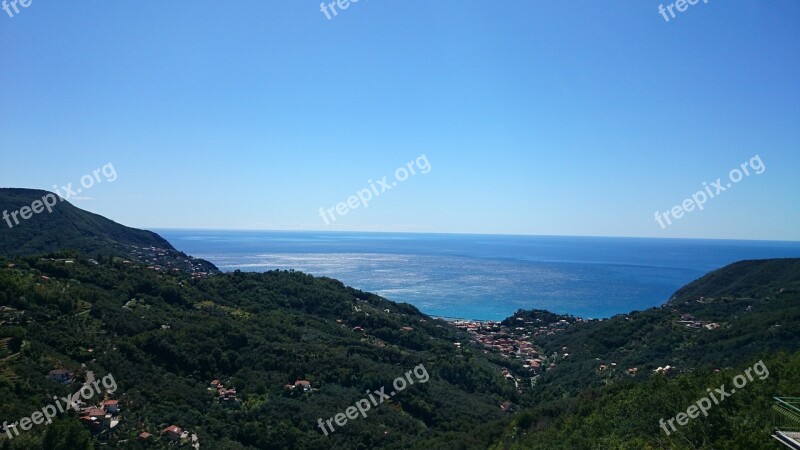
[1,1,798,240]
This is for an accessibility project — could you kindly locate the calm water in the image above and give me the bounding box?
[155,230,800,320]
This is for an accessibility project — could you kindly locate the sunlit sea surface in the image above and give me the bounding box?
[156,230,800,320]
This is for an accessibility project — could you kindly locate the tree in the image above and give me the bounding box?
[41,419,92,450]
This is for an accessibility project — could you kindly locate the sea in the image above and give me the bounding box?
[155,230,800,321]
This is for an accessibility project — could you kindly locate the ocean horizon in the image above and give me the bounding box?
[156,229,800,321]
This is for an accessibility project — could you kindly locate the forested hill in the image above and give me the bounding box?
[0,188,217,274]
[517,258,800,401]
[0,193,798,448]
[488,258,800,449]
[0,196,523,447]
[668,257,800,305]
[0,254,523,449]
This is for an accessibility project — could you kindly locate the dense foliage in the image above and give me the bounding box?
[0,189,173,258]
[491,352,800,449]
[520,259,800,405]
[0,195,797,449]
[0,256,517,449]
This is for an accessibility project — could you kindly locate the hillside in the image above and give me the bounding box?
[0,254,526,449]
[491,351,800,449]
[473,259,800,408]
[0,189,217,274]
[0,256,795,449]
[668,258,800,305]
[483,258,800,449]
[0,199,797,449]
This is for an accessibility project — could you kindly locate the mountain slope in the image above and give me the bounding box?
[668,257,800,304]
[0,191,534,448]
[500,259,800,403]
[491,351,800,449]
[483,258,800,449]
[0,195,797,449]
[0,188,216,273]
[0,255,518,449]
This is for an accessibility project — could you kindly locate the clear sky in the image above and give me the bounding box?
[1,1,798,240]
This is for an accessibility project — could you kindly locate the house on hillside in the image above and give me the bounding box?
[218,388,237,405]
[80,407,110,431]
[101,399,120,414]
[84,408,106,420]
[161,425,183,442]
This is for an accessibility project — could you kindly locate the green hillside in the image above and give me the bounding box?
[0,189,217,274]
[0,255,520,449]
[491,351,800,449]
[0,197,797,449]
[516,259,800,402]
[485,258,800,449]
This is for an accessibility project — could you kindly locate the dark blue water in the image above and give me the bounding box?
[155,230,800,320]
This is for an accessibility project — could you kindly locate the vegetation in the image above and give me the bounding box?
[491,351,800,449]
[517,258,800,405]
[0,192,797,448]
[482,258,800,449]
[0,256,518,449]
[0,189,216,274]
[0,189,171,257]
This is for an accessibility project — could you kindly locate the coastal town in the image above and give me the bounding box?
[448,301,731,395]
[32,244,217,279]
[125,245,217,278]
[448,314,583,389]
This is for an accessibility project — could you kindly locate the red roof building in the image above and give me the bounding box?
[161,425,183,441]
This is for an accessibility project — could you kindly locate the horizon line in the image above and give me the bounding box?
[147,227,800,244]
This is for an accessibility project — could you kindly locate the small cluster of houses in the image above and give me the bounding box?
[284,380,312,393]
[653,365,675,374]
[153,425,200,448]
[678,313,720,330]
[596,362,641,376]
[37,258,76,265]
[127,245,214,277]
[79,399,121,432]
[453,319,547,374]
[47,369,122,433]
[210,379,238,405]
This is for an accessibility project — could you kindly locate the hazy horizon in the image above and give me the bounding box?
[150,226,800,244]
